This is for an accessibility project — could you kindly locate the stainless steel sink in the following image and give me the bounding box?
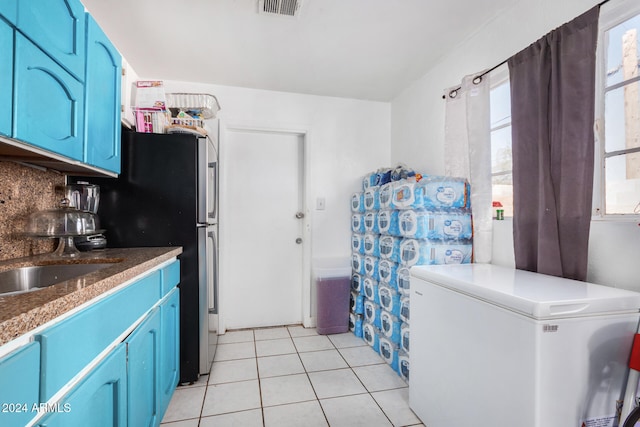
[0,263,114,296]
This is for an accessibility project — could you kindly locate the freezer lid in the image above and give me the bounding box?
[410,264,640,319]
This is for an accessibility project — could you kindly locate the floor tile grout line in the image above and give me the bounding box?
[292,328,335,427]
[171,327,415,427]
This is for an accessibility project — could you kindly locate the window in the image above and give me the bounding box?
[490,69,513,217]
[488,1,640,219]
[596,0,640,216]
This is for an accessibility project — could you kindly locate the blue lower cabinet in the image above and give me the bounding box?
[126,307,161,427]
[0,341,40,427]
[0,19,13,138]
[159,288,180,418]
[0,0,16,26]
[37,343,127,427]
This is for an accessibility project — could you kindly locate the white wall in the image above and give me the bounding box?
[160,81,390,260]
[391,0,640,291]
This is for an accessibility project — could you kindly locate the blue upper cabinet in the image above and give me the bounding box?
[13,34,85,161]
[84,14,121,173]
[0,0,17,26]
[0,19,13,138]
[16,0,86,81]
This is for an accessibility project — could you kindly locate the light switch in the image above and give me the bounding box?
[316,197,326,210]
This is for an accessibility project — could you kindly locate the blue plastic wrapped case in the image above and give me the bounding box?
[350,291,364,315]
[351,234,365,255]
[351,192,365,213]
[363,233,380,257]
[363,321,380,353]
[399,239,473,267]
[364,186,381,211]
[399,296,410,324]
[378,209,400,236]
[351,213,366,234]
[379,235,402,263]
[349,313,363,338]
[398,210,473,240]
[380,310,402,344]
[364,212,380,234]
[378,284,401,317]
[364,300,381,329]
[363,277,380,304]
[379,336,399,371]
[364,255,379,278]
[397,350,410,382]
[351,273,363,294]
[378,259,399,290]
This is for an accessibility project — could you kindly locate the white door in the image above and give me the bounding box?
[222,129,304,329]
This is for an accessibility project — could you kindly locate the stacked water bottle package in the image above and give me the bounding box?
[349,165,473,383]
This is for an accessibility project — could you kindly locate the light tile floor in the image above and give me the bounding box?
[161,325,424,427]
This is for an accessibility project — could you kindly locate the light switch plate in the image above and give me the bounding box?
[316,197,326,210]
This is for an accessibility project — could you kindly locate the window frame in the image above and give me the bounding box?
[593,0,640,220]
[489,65,513,217]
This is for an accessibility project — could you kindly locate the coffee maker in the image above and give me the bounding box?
[64,182,107,251]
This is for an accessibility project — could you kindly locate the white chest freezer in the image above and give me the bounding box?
[409,264,640,427]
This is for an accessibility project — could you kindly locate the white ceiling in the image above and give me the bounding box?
[82,0,514,102]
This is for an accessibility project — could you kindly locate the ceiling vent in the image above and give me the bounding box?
[258,0,303,18]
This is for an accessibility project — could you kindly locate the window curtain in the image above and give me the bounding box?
[444,75,492,263]
[507,6,599,281]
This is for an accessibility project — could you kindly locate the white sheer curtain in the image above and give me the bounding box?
[444,74,492,263]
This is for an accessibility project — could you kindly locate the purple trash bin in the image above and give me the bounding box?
[314,258,351,335]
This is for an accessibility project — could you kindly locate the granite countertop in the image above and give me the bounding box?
[0,247,182,346]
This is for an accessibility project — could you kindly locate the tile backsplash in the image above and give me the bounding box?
[0,161,64,260]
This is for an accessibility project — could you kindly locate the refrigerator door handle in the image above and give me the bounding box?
[207,229,218,314]
[208,161,217,221]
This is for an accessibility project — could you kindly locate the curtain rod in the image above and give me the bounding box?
[443,0,611,100]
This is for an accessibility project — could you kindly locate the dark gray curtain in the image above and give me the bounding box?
[508,6,599,281]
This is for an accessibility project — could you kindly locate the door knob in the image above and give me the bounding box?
[295,238,303,244]
[295,212,305,219]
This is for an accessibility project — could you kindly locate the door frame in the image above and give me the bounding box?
[218,122,312,334]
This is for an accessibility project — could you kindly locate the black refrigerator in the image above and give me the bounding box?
[72,128,219,384]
